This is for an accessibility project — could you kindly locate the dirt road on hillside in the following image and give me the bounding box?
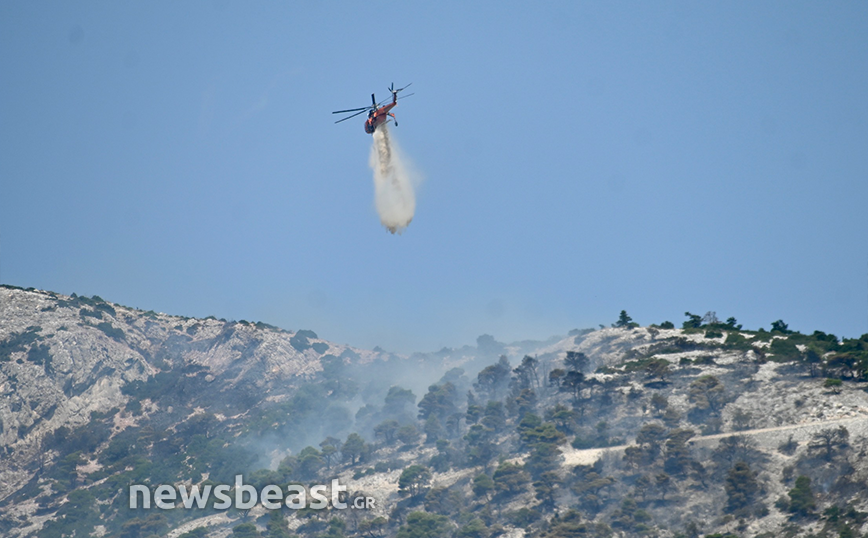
[561,414,868,466]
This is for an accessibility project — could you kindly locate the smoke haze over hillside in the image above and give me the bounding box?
[7,287,868,537]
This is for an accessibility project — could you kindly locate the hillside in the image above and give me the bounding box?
[0,286,381,505]
[2,286,868,538]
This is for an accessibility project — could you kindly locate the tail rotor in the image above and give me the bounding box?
[390,82,412,97]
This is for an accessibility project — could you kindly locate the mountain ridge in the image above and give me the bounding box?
[4,285,868,537]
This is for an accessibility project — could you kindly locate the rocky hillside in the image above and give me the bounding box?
[3,286,868,538]
[0,286,384,502]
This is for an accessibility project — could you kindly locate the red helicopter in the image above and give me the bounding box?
[332,83,413,134]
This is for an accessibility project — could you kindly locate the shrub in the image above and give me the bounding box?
[95,322,125,341]
[705,330,723,339]
[824,377,843,387]
[0,326,43,362]
[290,330,318,352]
[768,338,800,362]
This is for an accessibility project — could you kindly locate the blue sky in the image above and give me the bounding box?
[2,2,867,352]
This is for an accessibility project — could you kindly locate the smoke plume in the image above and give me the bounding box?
[369,124,417,234]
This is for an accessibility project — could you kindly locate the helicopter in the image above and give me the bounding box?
[332,83,413,134]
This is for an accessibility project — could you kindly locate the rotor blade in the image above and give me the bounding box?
[334,109,369,124]
[395,82,412,92]
[376,91,414,108]
[332,106,371,114]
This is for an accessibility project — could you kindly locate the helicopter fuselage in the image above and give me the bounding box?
[364,101,397,134]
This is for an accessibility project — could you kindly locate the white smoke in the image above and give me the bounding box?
[369,124,417,234]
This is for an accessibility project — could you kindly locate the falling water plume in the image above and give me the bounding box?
[369,124,417,234]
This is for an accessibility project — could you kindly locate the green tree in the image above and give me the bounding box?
[801,346,823,377]
[614,310,635,328]
[397,425,421,446]
[771,319,791,334]
[505,507,541,527]
[823,377,843,392]
[712,435,758,468]
[513,388,538,417]
[724,461,759,514]
[232,523,261,538]
[53,451,85,490]
[295,446,324,480]
[609,497,654,535]
[623,445,643,473]
[119,513,169,538]
[374,420,400,444]
[424,415,445,444]
[466,391,483,424]
[481,401,507,433]
[429,439,452,472]
[572,468,615,513]
[472,473,495,499]
[683,312,703,329]
[513,355,540,390]
[546,403,577,434]
[474,356,512,401]
[655,473,673,501]
[633,474,652,502]
[263,510,294,538]
[179,528,210,538]
[320,437,341,470]
[540,509,612,538]
[663,428,695,476]
[358,517,388,538]
[688,375,725,413]
[342,433,367,465]
[418,383,459,423]
[384,386,417,417]
[650,393,668,415]
[731,408,752,431]
[564,351,590,373]
[398,465,432,497]
[788,476,816,516]
[455,519,489,538]
[423,486,463,515]
[533,471,562,511]
[492,461,530,497]
[548,368,566,389]
[636,422,668,462]
[559,371,585,404]
[663,407,681,428]
[520,421,567,448]
[395,512,451,538]
[464,424,497,466]
[644,358,671,381]
[526,441,563,478]
[319,517,347,538]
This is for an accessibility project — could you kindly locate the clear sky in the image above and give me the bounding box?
[2,2,867,352]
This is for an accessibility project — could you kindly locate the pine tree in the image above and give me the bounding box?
[787,476,816,516]
[724,461,759,514]
[614,310,634,328]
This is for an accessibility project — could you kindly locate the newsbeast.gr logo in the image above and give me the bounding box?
[130,477,374,511]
